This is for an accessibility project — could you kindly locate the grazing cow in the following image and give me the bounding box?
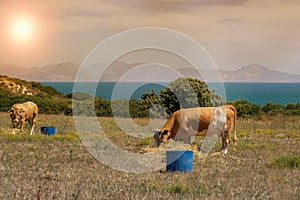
[154,105,237,156]
[9,101,38,135]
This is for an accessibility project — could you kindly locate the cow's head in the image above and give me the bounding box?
[10,106,25,126]
[153,129,169,147]
[9,109,15,119]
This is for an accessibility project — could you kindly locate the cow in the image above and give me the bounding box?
[154,105,237,156]
[9,101,38,135]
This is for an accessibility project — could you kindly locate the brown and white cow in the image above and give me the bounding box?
[154,105,237,156]
[9,101,38,135]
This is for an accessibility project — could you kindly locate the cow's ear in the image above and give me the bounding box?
[162,129,169,135]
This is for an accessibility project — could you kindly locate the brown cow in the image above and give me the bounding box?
[9,101,38,135]
[154,105,237,156]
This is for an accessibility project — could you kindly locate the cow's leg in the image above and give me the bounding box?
[221,131,226,156]
[176,120,191,144]
[199,125,219,157]
[221,130,231,156]
[11,120,16,128]
[20,120,25,132]
[232,129,237,151]
[29,117,36,135]
[12,120,20,134]
[30,124,35,135]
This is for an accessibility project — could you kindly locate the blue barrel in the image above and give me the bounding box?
[166,150,194,172]
[41,126,56,135]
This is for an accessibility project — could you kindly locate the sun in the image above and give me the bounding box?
[13,20,32,39]
[10,17,35,43]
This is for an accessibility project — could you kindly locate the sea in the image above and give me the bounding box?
[41,82,300,106]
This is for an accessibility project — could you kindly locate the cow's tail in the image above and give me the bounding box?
[229,105,237,150]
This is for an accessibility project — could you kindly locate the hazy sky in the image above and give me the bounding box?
[1,0,300,74]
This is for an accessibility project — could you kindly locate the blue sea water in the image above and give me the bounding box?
[41,82,300,106]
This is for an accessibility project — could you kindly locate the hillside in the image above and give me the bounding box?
[0,75,63,97]
[1,62,300,82]
[0,75,67,113]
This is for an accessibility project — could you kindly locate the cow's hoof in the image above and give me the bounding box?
[221,148,228,157]
[198,151,208,160]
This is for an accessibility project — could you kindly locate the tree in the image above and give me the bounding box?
[141,78,224,116]
[159,77,216,115]
[141,89,165,118]
[141,89,161,109]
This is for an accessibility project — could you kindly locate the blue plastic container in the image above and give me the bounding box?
[41,126,56,135]
[166,150,194,172]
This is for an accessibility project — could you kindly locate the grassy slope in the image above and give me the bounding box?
[0,113,299,199]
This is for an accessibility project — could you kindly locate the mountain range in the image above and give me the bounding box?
[0,62,299,82]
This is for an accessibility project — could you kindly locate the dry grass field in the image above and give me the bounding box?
[0,112,299,199]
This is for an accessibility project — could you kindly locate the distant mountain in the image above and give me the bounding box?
[0,62,79,82]
[0,62,300,82]
[220,64,300,82]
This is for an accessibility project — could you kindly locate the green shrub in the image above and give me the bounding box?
[273,155,300,169]
[196,185,208,194]
[231,100,261,118]
[285,103,300,115]
[66,92,93,101]
[137,138,151,146]
[262,102,285,115]
[165,183,187,193]
[95,97,112,117]
[237,129,247,138]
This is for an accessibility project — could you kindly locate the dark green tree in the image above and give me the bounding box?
[160,77,214,115]
[141,89,165,118]
[141,89,161,109]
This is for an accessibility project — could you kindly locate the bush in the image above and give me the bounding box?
[165,184,187,194]
[95,97,112,117]
[262,102,285,115]
[273,155,300,169]
[66,92,93,101]
[129,99,148,118]
[285,103,300,115]
[231,100,261,118]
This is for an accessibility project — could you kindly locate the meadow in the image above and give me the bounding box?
[0,112,299,199]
